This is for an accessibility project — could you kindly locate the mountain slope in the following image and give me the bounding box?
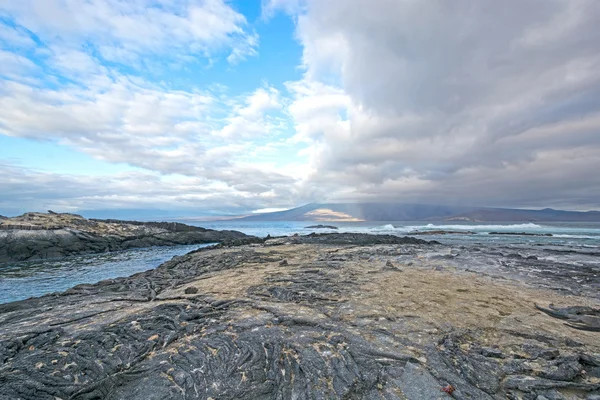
[239,203,600,222]
[447,208,600,222]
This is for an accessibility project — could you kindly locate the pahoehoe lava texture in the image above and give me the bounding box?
[1,234,599,399]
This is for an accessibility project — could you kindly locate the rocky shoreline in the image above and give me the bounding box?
[305,224,339,229]
[1,233,599,399]
[0,212,257,263]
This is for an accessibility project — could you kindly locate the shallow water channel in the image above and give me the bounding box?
[0,243,214,304]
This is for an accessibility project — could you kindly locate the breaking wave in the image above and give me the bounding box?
[552,234,600,239]
[361,223,543,233]
[414,223,543,231]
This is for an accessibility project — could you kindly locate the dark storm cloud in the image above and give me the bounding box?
[286,0,600,209]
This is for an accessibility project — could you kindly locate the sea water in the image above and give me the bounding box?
[0,243,215,304]
[195,220,600,249]
[1,221,599,304]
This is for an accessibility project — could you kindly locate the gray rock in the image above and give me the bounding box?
[523,344,559,360]
[536,304,600,332]
[304,225,338,229]
[538,356,582,381]
[481,347,504,359]
[0,237,598,400]
[581,353,600,367]
[536,389,568,400]
[396,363,446,400]
[384,260,401,271]
[504,375,599,392]
[0,222,258,263]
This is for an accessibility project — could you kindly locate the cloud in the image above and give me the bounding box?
[281,0,600,209]
[2,0,600,214]
[0,23,36,48]
[0,49,38,76]
[214,86,283,139]
[0,1,298,209]
[261,0,303,20]
[0,0,258,66]
[227,31,259,64]
[0,161,301,216]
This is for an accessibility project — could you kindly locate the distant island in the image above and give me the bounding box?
[235,203,600,222]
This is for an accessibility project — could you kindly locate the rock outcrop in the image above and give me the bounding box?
[0,235,598,399]
[305,224,338,229]
[0,212,257,263]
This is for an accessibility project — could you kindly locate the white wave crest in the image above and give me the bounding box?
[414,223,543,231]
[552,234,599,239]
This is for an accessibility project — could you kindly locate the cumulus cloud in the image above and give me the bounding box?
[280,0,600,209]
[0,0,305,213]
[0,75,301,188]
[214,86,283,139]
[2,0,600,214]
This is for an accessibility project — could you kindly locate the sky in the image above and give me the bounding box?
[1,0,600,217]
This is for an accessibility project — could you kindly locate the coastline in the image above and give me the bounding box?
[0,212,257,263]
[1,233,599,399]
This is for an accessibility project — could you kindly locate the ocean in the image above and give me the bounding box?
[1,220,599,304]
[193,220,600,249]
[0,243,215,304]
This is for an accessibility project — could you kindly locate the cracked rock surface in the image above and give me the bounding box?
[1,234,599,399]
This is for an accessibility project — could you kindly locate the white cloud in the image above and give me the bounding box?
[279,0,600,208]
[261,0,304,19]
[227,31,259,64]
[0,49,38,76]
[0,161,302,215]
[0,23,36,48]
[2,0,600,214]
[0,74,302,204]
[0,0,258,67]
[214,86,283,139]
